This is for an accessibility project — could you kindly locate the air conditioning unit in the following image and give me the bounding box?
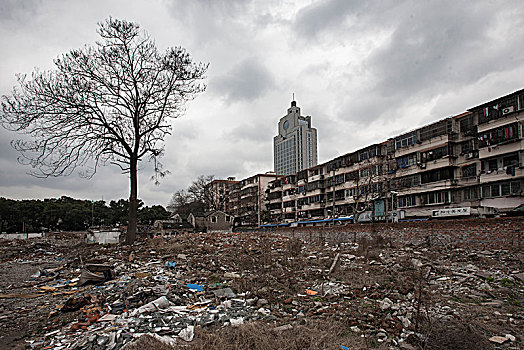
[502,106,514,115]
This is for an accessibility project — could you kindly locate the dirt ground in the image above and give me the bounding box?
[0,230,522,349]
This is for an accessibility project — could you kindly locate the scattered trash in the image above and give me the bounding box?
[224,272,240,278]
[212,287,236,298]
[305,289,318,296]
[61,295,91,312]
[178,325,195,342]
[134,272,152,279]
[274,324,293,332]
[86,229,120,244]
[133,296,171,315]
[230,317,244,327]
[78,264,114,286]
[489,336,509,344]
[165,261,176,268]
[187,283,204,292]
[98,314,118,322]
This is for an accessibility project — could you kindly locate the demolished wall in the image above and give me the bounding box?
[275,217,523,249]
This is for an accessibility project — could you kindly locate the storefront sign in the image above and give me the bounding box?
[432,207,471,217]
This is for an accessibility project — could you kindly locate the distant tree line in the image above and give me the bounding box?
[0,196,169,233]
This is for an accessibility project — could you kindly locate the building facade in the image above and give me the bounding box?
[273,101,318,176]
[205,177,239,213]
[226,173,279,227]
[264,89,524,224]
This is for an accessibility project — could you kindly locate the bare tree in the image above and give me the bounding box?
[188,174,215,209]
[167,190,191,213]
[350,165,384,223]
[0,18,208,244]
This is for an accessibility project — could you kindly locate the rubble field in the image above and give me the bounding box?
[0,230,522,349]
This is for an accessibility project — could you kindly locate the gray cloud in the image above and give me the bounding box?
[293,0,363,40]
[0,0,43,24]
[167,0,255,47]
[292,1,524,127]
[369,2,524,98]
[225,120,274,143]
[212,57,275,103]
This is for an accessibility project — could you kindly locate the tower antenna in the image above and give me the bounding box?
[292,92,295,101]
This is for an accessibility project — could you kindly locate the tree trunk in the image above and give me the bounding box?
[126,157,138,245]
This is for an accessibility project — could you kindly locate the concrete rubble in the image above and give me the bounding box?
[0,230,522,349]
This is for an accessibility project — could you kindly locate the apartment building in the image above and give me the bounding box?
[264,89,524,224]
[266,143,390,223]
[468,90,524,211]
[205,177,239,213]
[228,173,279,227]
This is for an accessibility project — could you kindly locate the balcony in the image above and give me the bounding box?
[479,139,524,159]
[241,182,258,190]
[282,183,296,190]
[456,176,480,187]
[395,134,451,158]
[399,179,459,194]
[479,167,523,184]
[306,188,325,196]
[308,174,324,182]
[420,156,457,172]
[394,164,419,177]
[269,197,282,204]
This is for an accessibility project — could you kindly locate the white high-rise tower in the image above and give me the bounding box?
[273,100,318,175]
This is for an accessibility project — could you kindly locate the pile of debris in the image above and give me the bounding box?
[0,231,522,349]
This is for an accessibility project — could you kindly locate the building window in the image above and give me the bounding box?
[398,195,416,208]
[478,96,518,124]
[395,132,417,150]
[211,216,217,223]
[511,181,522,195]
[461,164,477,178]
[420,191,450,205]
[478,122,519,147]
[420,145,448,162]
[460,140,477,154]
[491,183,500,197]
[392,174,421,189]
[464,186,480,200]
[501,182,511,196]
[397,153,417,168]
[421,168,453,184]
[482,185,491,198]
[482,181,521,198]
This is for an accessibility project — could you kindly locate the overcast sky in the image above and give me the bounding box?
[1,0,524,206]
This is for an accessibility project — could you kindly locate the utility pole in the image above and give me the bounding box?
[332,168,336,227]
[257,178,261,228]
